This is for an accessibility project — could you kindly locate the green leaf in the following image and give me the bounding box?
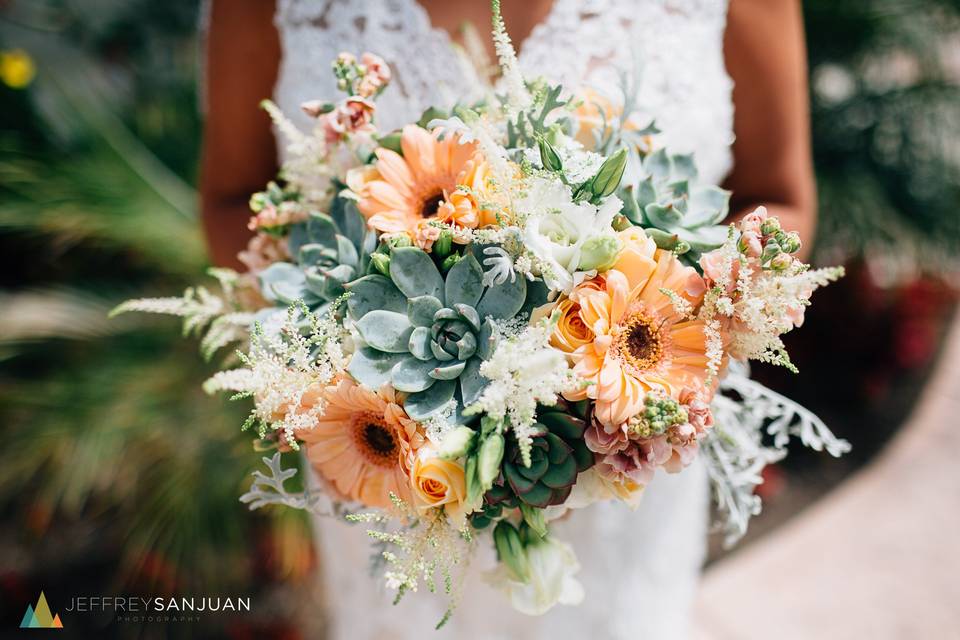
[307,211,338,247]
[504,463,537,494]
[519,482,554,508]
[536,412,586,439]
[540,455,577,489]
[408,326,433,360]
[335,234,359,267]
[544,433,573,465]
[404,379,457,420]
[476,318,498,360]
[453,303,481,332]
[354,310,414,353]
[389,247,444,301]
[347,348,406,388]
[672,153,698,180]
[476,271,526,320]
[430,360,467,380]
[258,262,310,305]
[391,356,440,392]
[645,203,684,229]
[635,176,658,210]
[407,295,443,327]
[345,274,406,318]
[444,253,485,308]
[459,357,488,406]
[644,148,671,179]
[332,198,367,249]
[298,243,338,266]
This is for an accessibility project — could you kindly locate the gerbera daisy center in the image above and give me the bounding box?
[419,191,445,218]
[617,312,665,372]
[353,415,399,467]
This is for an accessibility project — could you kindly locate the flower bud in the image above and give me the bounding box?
[780,231,802,254]
[577,234,622,272]
[673,240,691,255]
[494,521,529,581]
[441,253,462,272]
[439,426,476,459]
[759,216,781,236]
[300,99,335,118]
[537,136,563,172]
[612,214,633,232]
[370,252,391,276]
[386,234,412,249]
[761,240,781,263]
[433,229,453,258]
[769,252,793,272]
[478,433,505,488]
[589,147,628,199]
[737,230,763,257]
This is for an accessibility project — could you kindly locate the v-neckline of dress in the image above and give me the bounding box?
[410,0,565,65]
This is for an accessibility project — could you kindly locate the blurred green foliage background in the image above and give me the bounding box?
[0,1,957,638]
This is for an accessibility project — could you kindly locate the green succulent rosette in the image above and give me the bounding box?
[620,148,732,266]
[257,197,377,311]
[345,247,535,421]
[481,407,595,511]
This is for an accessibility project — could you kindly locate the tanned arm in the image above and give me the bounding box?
[724,0,816,258]
[201,0,281,269]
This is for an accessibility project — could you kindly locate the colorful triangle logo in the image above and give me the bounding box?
[19,591,62,629]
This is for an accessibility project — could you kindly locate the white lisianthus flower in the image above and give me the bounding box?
[486,536,585,615]
[520,176,622,293]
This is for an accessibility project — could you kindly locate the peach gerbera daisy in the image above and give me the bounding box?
[297,378,426,508]
[356,125,490,244]
[560,228,726,427]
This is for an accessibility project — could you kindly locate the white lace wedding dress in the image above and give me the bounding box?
[273,1,734,638]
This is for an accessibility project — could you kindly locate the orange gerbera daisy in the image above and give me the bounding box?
[559,228,724,427]
[298,378,426,508]
[356,125,491,244]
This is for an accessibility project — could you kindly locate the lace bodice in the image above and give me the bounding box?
[275,0,734,183]
[274,2,733,638]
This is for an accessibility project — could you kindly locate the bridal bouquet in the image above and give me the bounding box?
[116,2,848,624]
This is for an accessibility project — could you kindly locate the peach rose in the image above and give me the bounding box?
[410,449,469,526]
[548,297,596,354]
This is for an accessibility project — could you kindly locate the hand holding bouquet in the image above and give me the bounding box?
[116,3,847,624]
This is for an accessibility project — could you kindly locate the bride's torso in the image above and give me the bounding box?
[274,0,734,183]
[273,2,732,638]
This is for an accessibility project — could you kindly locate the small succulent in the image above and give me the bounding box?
[483,407,594,509]
[258,197,377,310]
[620,148,731,266]
[346,247,534,421]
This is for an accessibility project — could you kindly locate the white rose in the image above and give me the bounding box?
[486,536,585,615]
[520,177,622,293]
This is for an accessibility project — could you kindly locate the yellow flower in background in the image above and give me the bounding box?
[0,49,36,89]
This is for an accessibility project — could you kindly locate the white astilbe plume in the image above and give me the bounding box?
[205,301,348,449]
[111,286,224,334]
[261,99,334,207]
[466,316,578,466]
[347,495,475,629]
[490,0,531,113]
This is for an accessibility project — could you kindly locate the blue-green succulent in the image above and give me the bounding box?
[346,247,536,421]
[620,148,731,266]
[257,197,377,311]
